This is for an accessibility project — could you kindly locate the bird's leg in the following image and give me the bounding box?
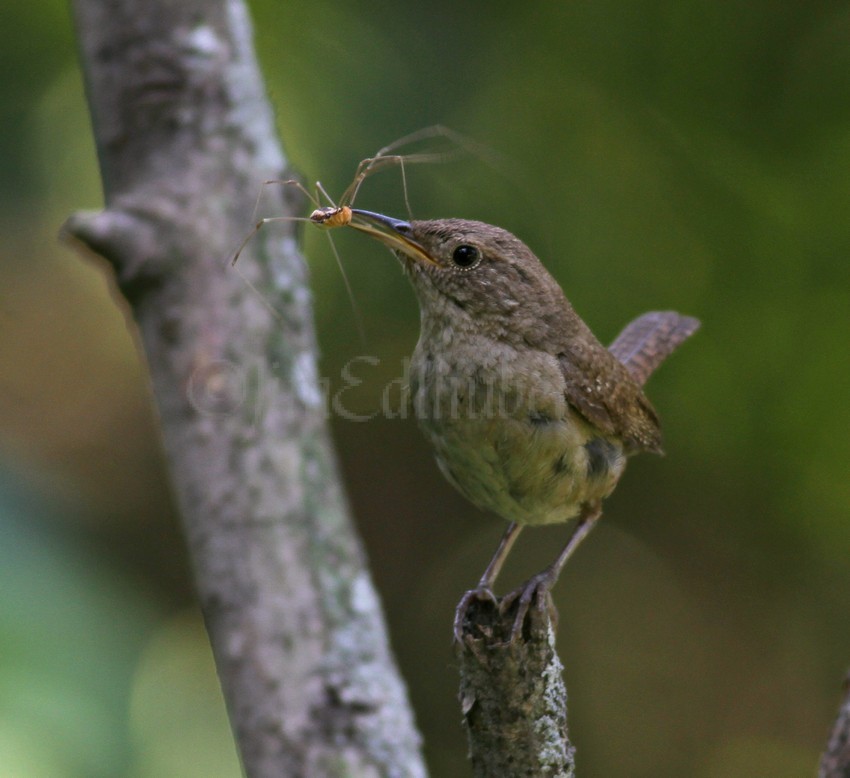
[501,502,602,643]
[453,521,523,642]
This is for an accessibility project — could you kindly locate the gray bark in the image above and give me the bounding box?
[64,1,426,776]
[457,596,575,777]
[821,671,850,778]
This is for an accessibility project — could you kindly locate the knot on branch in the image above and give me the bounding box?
[61,202,184,300]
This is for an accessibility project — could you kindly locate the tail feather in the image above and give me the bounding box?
[609,311,700,387]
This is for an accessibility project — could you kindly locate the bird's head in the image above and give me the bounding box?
[348,210,572,338]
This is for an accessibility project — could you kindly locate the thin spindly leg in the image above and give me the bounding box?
[453,522,523,642]
[478,522,523,589]
[502,502,602,642]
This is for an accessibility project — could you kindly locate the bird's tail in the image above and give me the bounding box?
[608,311,700,387]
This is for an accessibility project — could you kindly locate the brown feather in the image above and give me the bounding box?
[608,311,701,387]
[557,330,663,455]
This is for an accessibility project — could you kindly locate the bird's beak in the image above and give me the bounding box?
[348,209,437,266]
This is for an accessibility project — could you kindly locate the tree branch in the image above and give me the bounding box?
[64,1,426,775]
[457,596,575,777]
[820,671,850,778]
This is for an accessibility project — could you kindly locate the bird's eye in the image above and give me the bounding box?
[451,244,480,269]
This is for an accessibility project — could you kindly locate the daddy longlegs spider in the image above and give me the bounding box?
[231,125,479,261]
[228,126,494,337]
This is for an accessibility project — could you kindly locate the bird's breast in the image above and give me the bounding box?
[409,339,626,525]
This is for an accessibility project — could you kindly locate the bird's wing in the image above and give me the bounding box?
[558,337,663,454]
[608,311,700,387]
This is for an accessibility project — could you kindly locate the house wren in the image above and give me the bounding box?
[330,208,699,640]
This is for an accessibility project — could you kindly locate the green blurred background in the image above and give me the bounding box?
[2,1,850,775]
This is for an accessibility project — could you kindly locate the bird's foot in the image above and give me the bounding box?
[453,585,498,643]
[498,571,558,644]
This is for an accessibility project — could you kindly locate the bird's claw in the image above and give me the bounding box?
[453,585,498,643]
[499,572,557,644]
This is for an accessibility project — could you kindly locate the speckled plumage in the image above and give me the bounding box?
[358,217,695,526]
[347,210,699,633]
